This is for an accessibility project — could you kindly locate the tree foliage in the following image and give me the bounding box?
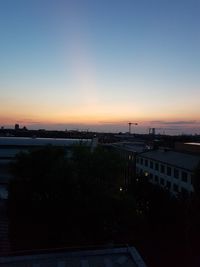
[9,146,78,215]
[8,144,133,249]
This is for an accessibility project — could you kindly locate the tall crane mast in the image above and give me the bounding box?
[128,122,138,134]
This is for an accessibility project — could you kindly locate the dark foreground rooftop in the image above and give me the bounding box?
[0,137,92,147]
[0,246,147,267]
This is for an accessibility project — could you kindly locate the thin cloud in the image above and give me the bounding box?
[150,120,197,125]
[17,120,42,124]
[98,121,139,125]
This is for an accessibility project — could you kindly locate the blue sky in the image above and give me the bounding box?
[0,0,199,133]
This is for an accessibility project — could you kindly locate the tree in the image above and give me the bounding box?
[8,144,129,249]
[9,146,79,217]
[70,144,125,196]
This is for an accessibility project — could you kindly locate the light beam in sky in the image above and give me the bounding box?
[0,0,199,133]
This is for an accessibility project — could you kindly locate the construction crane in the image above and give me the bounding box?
[128,122,138,134]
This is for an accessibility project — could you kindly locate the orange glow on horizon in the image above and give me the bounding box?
[0,112,199,128]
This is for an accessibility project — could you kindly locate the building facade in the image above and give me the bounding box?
[175,142,200,155]
[107,142,150,188]
[136,149,200,195]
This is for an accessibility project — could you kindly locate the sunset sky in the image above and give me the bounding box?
[0,0,199,133]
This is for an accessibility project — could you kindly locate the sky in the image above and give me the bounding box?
[0,0,200,133]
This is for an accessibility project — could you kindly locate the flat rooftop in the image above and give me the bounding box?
[0,246,147,267]
[184,142,200,146]
[0,137,91,147]
[139,150,200,171]
[111,142,149,153]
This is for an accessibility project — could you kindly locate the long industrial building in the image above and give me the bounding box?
[136,148,200,195]
[0,137,92,199]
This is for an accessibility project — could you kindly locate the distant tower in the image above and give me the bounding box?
[149,128,156,135]
[128,122,138,134]
[15,124,20,131]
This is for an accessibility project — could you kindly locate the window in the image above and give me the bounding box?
[136,158,139,163]
[155,175,159,182]
[140,158,143,165]
[181,171,188,182]
[181,187,188,195]
[166,181,171,189]
[167,166,171,176]
[173,184,179,192]
[160,164,165,174]
[155,163,159,171]
[160,178,165,185]
[145,159,148,167]
[174,169,179,179]
[191,175,193,185]
[150,161,153,169]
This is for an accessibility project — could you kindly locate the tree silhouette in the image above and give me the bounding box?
[8,144,130,249]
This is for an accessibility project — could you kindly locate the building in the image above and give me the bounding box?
[136,149,200,195]
[0,245,147,267]
[0,137,92,199]
[105,142,151,187]
[175,142,200,155]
